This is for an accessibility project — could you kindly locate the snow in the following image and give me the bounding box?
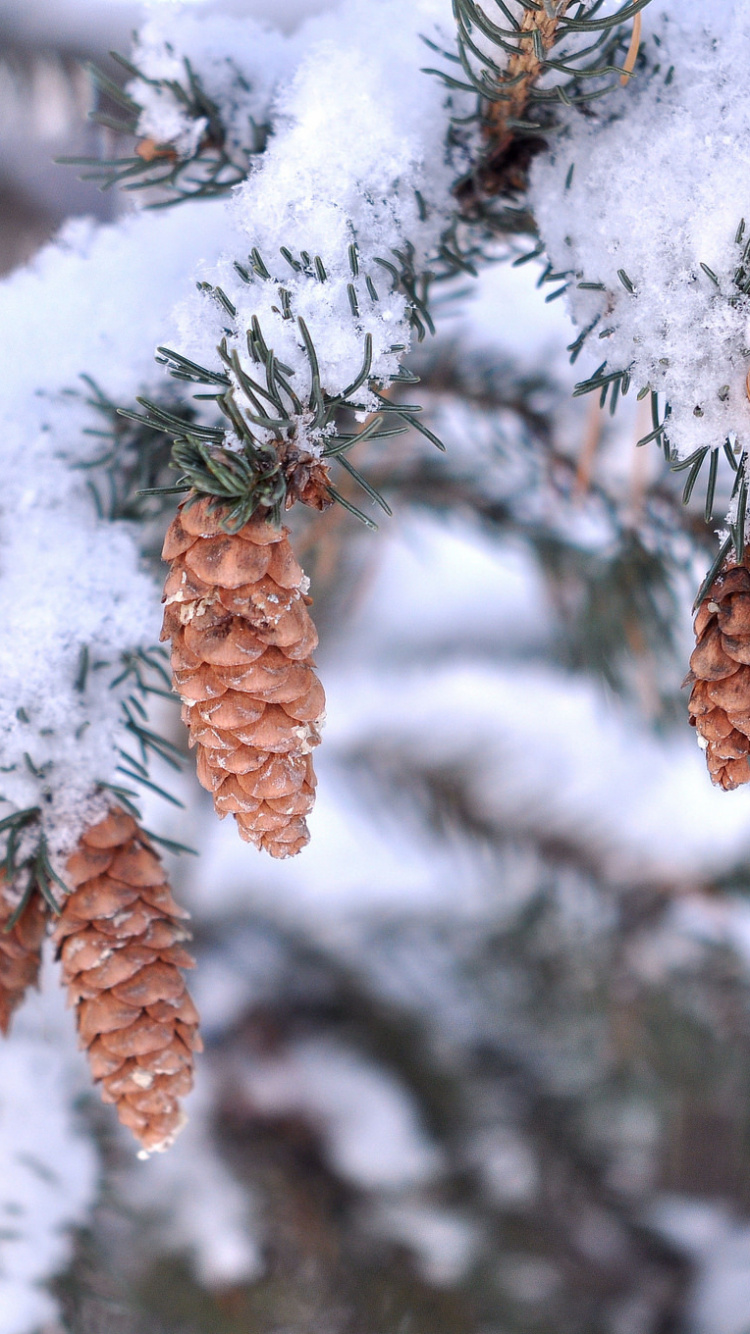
[367,1200,480,1285]
[171,0,466,426]
[0,202,235,857]
[0,962,98,1334]
[129,14,295,162]
[238,1036,445,1189]
[338,515,554,659]
[530,2,750,473]
[650,1197,750,1334]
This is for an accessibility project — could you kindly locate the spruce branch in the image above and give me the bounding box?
[73,375,183,525]
[120,258,444,532]
[447,0,653,202]
[561,214,750,600]
[0,808,66,919]
[58,51,269,206]
[482,1,577,169]
[109,648,188,814]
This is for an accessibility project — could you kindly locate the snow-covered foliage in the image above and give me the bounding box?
[129,14,295,161]
[530,1,750,464]
[0,204,233,860]
[168,0,465,434]
[9,0,750,1330]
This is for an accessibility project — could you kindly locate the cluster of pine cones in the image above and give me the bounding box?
[0,489,327,1152]
[9,423,746,1155]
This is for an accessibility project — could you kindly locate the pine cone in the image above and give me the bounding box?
[54,808,199,1154]
[160,497,324,858]
[689,560,750,789]
[0,888,46,1035]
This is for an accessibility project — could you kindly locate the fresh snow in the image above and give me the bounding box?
[6,0,750,1329]
[530,2,750,472]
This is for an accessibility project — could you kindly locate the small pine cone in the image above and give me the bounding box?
[54,808,200,1155]
[0,889,46,1035]
[277,440,333,511]
[160,498,325,858]
[689,560,750,789]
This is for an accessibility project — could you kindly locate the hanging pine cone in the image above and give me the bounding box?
[0,888,46,1035]
[160,497,324,858]
[688,559,750,789]
[54,808,199,1155]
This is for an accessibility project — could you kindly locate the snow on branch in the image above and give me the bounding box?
[0,203,234,862]
[529,4,750,499]
[149,0,465,524]
[65,15,298,205]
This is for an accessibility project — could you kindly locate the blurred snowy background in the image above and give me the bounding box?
[5,1,750,1332]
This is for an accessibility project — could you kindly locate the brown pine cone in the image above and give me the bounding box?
[688,560,750,789]
[160,497,324,858]
[0,888,46,1035]
[54,808,200,1155]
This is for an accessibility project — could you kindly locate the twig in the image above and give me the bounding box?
[574,398,604,497]
[620,12,642,85]
[484,2,574,165]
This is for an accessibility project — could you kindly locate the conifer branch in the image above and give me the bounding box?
[58,51,269,206]
[482,1,576,170]
[119,264,444,532]
[449,0,653,202]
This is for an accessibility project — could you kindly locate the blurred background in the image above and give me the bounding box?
[6,2,750,1332]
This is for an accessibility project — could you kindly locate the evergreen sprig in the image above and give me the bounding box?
[72,375,182,524]
[561,215,750,599]
[439,0,652,205]
[108,646,189,820]
[0,808,68,923]
[58,51,269,206]
[118,255,445,531]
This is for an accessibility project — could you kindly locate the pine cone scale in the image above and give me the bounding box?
[689,624,736,679]
[707,669,750,712]
[718,597,750,636]
[721,636,750,665]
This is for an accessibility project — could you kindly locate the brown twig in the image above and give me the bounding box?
[484,2,574,166]
[574,398,604,498]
